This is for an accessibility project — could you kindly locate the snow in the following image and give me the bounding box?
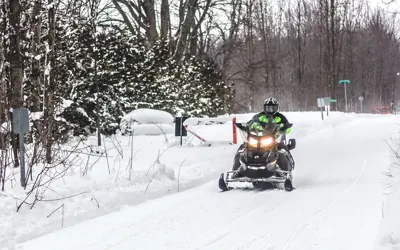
[1,111,399,250]
[0,122,9,133]
[374,129,400,250]
[130,124,173,135]
[183,115,234,126]
[121,108,174,125]
[119,108,174,135]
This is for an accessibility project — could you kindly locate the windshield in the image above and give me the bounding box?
[249,121,280,136]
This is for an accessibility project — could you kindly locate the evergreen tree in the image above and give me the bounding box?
[47,22,234,137]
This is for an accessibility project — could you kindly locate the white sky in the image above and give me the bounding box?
[370,0,399,11]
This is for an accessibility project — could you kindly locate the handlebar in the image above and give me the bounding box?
[235,122,293,133]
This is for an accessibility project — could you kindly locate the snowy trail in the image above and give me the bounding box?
[17,115,399,250]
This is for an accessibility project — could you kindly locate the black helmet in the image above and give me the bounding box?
[264,97,279,115]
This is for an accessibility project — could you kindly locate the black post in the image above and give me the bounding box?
[180,118,183,146]
[175,116,187,145]
[321,107,324,120]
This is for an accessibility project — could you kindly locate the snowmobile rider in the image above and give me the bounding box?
[244,97,294,173]
[246,97,292,135]
[232,97,294,178]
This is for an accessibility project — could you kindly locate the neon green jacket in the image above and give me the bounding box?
[247,112,292,135]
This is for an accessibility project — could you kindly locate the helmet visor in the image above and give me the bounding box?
[265,104,278,113]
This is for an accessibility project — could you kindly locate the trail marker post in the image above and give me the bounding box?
[339,80,350,112]
[232,117,237,144]
[330,99,337,111]
[359,96,364,113]
[317,98,325,120]
[324,97,331,116]
[175,113,187,146]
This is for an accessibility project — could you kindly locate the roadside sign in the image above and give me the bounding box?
[339,80,350,84]
[13,108,30,134]
[12,108,30,188]
[317,98,324,108]
[324,97,331,105]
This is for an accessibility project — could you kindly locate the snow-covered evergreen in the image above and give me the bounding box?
[58,27,233,136]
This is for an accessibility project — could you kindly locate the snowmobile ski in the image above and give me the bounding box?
[218,173,229,191]
[284,179,294,192]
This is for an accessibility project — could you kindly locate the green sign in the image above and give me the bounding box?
[339,80,350,84]
[330,99,337,103]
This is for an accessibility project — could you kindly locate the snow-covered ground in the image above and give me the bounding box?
[1,111,399,250]
[374,133,400,250]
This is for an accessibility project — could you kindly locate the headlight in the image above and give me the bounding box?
[260,137,274,147]
[248,138,258,147]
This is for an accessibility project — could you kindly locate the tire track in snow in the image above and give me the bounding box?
[282,159,368,250]
[199,198,287,249]
[105,188,286,250]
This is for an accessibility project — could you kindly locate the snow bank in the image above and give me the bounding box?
[184,115,233,126]
[374,141,400,250]
[131,124,173,135]
[121,108,173,125]
[120,108,174,135]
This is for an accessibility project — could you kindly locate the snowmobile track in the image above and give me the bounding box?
[282,160,368,249]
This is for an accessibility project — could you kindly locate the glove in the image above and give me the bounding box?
[278,124,286,132]
[279,123,292,134]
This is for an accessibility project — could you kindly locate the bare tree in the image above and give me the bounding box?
[30,0,42,112]
[8,0,23,168]
[44,0,56,163]
[222,0,400,112]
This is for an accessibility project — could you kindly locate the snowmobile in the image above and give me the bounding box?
[218,117,296,192]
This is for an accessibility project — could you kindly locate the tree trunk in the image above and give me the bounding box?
[172,0,197,61]
[297,0,303,109]
[142,0,158,43]
[45,0,55,164]
[0,1,7,152]
[330,0,337,101]
[160,0,169,41]
[221,0,242,74]
[31,0,42,112]
[9,0,22,168]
